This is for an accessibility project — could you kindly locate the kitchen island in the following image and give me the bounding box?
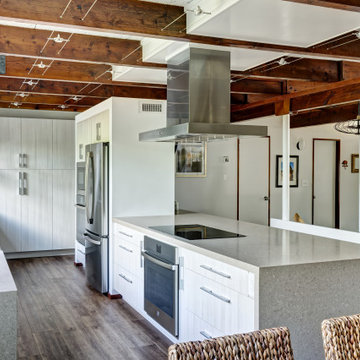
[112,213,360,360]
[0,250,17,359]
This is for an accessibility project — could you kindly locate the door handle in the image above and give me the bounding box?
[23,172,28,195]
[264,196,269,201]
[22,154,27,168]
[18,154,23,168]
[96,122,101,141]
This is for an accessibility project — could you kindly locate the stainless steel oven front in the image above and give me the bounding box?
[142,236,179,337]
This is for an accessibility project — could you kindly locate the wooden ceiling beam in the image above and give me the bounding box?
[290,102,359,128]
[0,77,167,99]
[283,0,360,12]
[0,25,165,68]
[0,100,89,112]
[232,76,360,120]
[231,79,284,94]
[1,0,360,61]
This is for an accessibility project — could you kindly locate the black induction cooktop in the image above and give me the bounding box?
[150,224,246,240]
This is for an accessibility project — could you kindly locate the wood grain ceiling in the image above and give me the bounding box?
[0,0,358,128]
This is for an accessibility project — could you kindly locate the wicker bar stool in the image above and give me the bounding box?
[168,327,294,360]
[322,313,360,360]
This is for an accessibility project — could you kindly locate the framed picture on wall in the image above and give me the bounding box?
[351,154,359,173]
[176,143,207,177]
[276,155,299,187]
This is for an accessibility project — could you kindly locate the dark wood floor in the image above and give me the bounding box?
[8,256,171,360]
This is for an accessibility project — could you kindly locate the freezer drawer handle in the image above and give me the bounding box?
[141,250,178,271]
[200,286,231,304]
[119,244,133,253]
[119,273,133,284]
[84,233,101,246]
[200,331,213,339]
[200,264,231,279]
[118,230,133,238]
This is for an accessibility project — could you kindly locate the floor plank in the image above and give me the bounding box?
[8,256,171,360]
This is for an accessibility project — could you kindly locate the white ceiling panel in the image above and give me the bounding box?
[112,65,167,84]
[187,0,360,47]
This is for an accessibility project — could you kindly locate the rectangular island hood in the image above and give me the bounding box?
[139,47,267,142]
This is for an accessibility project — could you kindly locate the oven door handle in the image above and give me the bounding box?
[141,250,177,271]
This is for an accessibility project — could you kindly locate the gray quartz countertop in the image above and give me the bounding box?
[113,213,360,268]
[0,251,16,293]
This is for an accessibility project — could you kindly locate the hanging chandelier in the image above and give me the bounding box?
[334,102,360,135]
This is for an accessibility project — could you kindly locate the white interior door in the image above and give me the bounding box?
[239,137,269,225]
[313,140,337,228]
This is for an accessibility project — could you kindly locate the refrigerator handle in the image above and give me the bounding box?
[85,151,95,224]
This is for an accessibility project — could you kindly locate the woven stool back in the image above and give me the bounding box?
[168,327,294,360]
[322,313,360,360]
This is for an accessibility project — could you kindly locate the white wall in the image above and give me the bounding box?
[175,138,238,219]
[176,115,359,231]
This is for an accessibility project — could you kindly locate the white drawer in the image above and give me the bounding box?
[183,268,255,335]
[113,235,143,278]
[113,222,143,246]
[181,248,253,297]
[114,265,143,313]
[180,309,224,343]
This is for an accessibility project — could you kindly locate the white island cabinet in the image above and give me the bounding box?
[112,213,360,360]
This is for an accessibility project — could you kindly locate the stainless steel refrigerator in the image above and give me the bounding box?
[84,142,109,293]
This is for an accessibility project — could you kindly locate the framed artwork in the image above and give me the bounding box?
[276,155,299,187]
[176,143,207,177]
[351,154,359,173]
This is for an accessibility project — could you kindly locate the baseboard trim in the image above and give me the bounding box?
[107,293,122,300]
[5,249,75,260]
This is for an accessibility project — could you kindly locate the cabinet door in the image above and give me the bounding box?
[91,110,109,143]
[52,170,75,249]
[21,119,53,169]
[53,120,75,169]
[0,117,21,169]
[21,170,53,251]
[0,170,22,252]
[76,120,91,162]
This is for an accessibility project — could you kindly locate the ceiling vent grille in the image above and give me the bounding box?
[139,102,163,113]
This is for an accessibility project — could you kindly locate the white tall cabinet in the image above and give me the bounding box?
[75,97,174,291]
[0,117,75,254]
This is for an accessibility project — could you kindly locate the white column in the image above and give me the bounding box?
[282,114,290,221]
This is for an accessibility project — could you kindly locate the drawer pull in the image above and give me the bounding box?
[118,230,133,238]
[119,273,133,284]
[119,244,133,253]
[200,286,231,304]
[200,264,231,279]
[200,331,212,339]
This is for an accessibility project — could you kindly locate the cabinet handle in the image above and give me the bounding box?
[96,122,101,141]
[22,172,28,195]
[200,286,231,304]
[200,331,212,339]
[18,172,23,195]
[18,154,23,168]
[119,273,133,284]
[119,244,133,253]
[22,154,27,168]
[118,230,133,238]
[79,144,83,160]
[200,265,231,279]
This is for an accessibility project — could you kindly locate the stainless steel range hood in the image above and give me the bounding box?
[139,48,267,142]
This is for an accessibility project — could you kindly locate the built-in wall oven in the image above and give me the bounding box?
[142,236,179,337]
